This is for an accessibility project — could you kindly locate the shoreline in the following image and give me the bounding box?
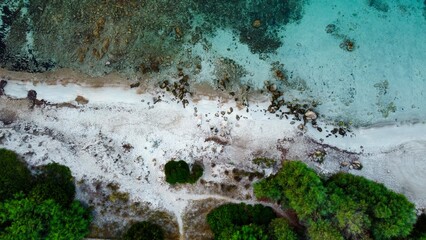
[2,68,425,129]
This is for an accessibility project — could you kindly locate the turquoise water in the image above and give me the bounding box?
[1,0,425,126]
[273,0,426,126]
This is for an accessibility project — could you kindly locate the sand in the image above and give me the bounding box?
[1,78,425,238]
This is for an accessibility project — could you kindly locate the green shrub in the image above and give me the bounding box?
[268,218,298,240]
[326,172,416,239]
[254,160,418,239]
[225,224,268,240]
[122,221,164,240]
[165,160,190,184]
[329,194,371,238]
[249,204,276,226]
[0,196,91,239]
[253,176,283,202]
[188,162,204,183]
[254,161,326,220]
[207,203,250,235]
[252,158,276,168]
[30,162,76,207]
[207,203,275,238]
[307,219,344,240]
[0,150,92,239]
[164,160,203,184]
[0,149,33,201]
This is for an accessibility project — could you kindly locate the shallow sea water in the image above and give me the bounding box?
[1,0,425,126]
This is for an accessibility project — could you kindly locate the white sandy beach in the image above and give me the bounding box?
[1,79,425,238]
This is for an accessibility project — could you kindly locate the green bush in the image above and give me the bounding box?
[164,160,203,184]
[0,150,92,239]
[254,161,326,220]
[30,162,76,207]
[207,203,250,235]
[223,224,268,240]
[254,161,417,239]
[328,194,371,238]
[268,218,298,240]
[122,221,164,240]
[252,158,276,168]
[165,160,190,184]
[253,176,283,202]
[207,203,275,238]
[189,162,204,183]
[0,196,91,239]
[0,148,33,201]
[307,219,344,240]
[250,204,276,226]
[326,172,416,239]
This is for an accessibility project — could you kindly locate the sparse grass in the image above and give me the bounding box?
[253,157,276,168]
[108,191,129,203]
[232,168,264,182]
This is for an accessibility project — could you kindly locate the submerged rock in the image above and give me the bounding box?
[252,19,262,28]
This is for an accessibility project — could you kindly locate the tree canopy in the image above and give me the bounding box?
[268,218,298,240]
[164,160,203,184]
[254,161,326,220]
[226,224,268,240]
[307,219,344,240]
[206,202,299,240]
[253,160,417,240]
[0,148,33,201]
[0,196,91,239]
[0,149,92,240]
[30,162,76,207]
[326,172,416,239]
[207,203,276,236]
[122,221,165,240]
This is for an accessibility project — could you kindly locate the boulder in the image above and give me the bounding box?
[305,110,317,120]
[27,90,37,101]
[352,160,363,170]
[0,80,7,95]
[75,95,89,105]
[0,80,7,89]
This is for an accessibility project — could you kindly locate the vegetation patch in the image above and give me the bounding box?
[0,148,33,202]
[252,157,276,168]
[232,168,264,182]
[183,199,226,239]
[0,148,91,239]
[164,160,203,184]
[122,221,165,240]
[254,160,417,239]
[207,202,298,239]
[30,162,76,207]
